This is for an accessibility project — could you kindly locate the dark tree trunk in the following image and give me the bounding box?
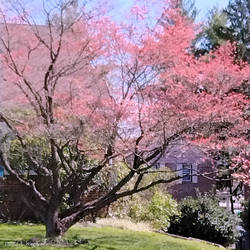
[229,175,234,214]
[45,211,64,239]
[45,222,63,239]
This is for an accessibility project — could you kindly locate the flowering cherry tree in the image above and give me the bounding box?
[0,0,249,239]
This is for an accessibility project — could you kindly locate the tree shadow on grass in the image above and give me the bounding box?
[0,234,139,249]
[0,238,89,249]
[0,239,22,249]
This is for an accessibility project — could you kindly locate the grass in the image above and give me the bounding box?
[0,223,225,250]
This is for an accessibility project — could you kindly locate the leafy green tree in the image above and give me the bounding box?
[194,0,250,62]
[224,0,250,61]
[194,8,233,56]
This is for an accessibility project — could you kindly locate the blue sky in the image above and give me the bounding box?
[112,0,230,22]
[196,0,229,21]
[3,0,230,24]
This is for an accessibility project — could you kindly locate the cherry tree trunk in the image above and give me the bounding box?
[45,212,64,239]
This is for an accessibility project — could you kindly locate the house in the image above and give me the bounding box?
[125,139,216,200]
[0,121,40,221]
[151,140,250,214]
[153,140,216,200]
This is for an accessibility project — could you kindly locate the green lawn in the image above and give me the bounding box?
[0,223,224,250]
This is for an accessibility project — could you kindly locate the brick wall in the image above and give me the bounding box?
[167,164,216,200]
[0,177,38,221]
[0,176,109,221]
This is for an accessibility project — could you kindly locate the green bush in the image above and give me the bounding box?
[140,191,179,229]
[110,190,179,229]
[168,195,239,246]
[240,199,250,231]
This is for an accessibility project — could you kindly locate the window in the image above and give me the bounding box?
[0,165,4,177]
[182,164,192,182]
[177,163,198,183]
[154,163,161,169]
